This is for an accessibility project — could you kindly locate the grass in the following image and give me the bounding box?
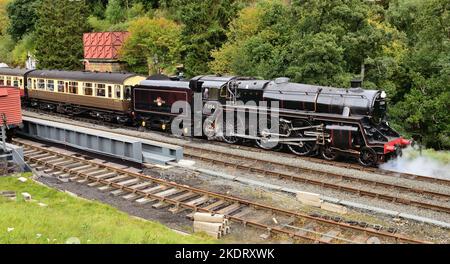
[408,148,450,164]
[0,173,213,244]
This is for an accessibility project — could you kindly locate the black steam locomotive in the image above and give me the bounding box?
[133,75,411,167]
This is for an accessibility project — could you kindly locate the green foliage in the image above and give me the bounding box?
[0,34,14,64]
[212,0,397,86]
[105,0,127,24]
[0,0,11,36]
[6,0,39,41]
[163,0,249,77]
[388,0,450,149]
[120,16,182,75]
[34,0,89,70]
[10,33,35,66]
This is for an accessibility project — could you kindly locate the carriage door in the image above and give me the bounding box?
[65,82,69,93]
[107,85,112,98]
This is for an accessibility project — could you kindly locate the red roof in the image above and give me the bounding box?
[83,32,130,60]
[0,86,22,126]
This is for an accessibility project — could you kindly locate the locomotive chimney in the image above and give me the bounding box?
[351,79,363,88]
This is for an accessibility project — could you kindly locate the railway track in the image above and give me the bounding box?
[23,109,450,187]
[15,139,428,244]
[183,146,450,214]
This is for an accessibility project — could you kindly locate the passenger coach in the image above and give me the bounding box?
[0,68,34,97]
[26,70,145,123]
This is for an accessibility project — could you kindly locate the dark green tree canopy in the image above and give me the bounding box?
[34,0,89,70]
[7,0,39,41]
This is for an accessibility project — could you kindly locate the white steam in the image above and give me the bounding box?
[380,146,450,179]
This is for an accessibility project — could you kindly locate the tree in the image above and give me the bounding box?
[6,0,39,41]
[210,1,290,78]
[105,0,126,24]
[388,0,450,149]
[34,0,89,70]
[162,0,248,77]
[212,0,408,86]
[120,17,182,75]
[0,0,11,36]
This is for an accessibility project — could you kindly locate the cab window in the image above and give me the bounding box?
[6,76,11,86]
[220,86,228,98]
[203,87,219,101]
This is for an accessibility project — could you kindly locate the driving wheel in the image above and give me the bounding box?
[358,147,378,167]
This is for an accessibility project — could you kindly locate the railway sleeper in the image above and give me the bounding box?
[319,230,342,244]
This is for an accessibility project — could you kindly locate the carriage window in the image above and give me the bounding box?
[19,79,23,87]
[107,85,112,98]
[114,85,121,99]
[68,82,78,94]
[38,79,45,89]
[96,84,106,97]
[47,80,55,91]
[58,81,64,92]
[13,77,19,87]
[83,83,93,96]
[0,76,4,86]
[27,78,32,89]
[124,86,131,100]
[6,77,11,86]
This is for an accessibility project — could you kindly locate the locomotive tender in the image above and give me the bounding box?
[0,67,410,166]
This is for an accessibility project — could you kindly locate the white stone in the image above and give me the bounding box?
[38,203,48,207]
[7,227,14,232]
[18,177,28,183]
[21,192,32,201]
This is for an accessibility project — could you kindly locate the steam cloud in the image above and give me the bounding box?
[380,146,450,179]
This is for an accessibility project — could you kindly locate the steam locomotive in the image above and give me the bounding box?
[0,67,410,166]
[133,75,411,166]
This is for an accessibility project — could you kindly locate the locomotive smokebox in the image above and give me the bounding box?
[351,79,363,88]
